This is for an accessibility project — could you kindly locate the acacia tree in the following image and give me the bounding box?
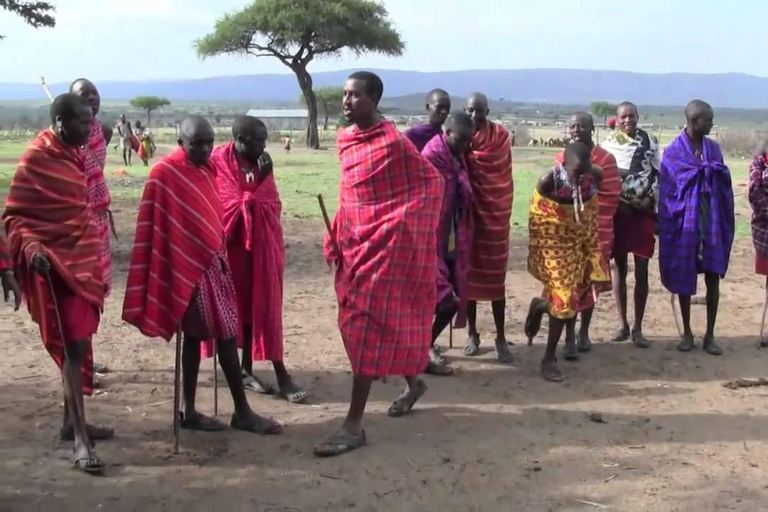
[129,96,171,125]
[196,0,404,149]
[0,0,55,39]
[300,86,343,131]
[590,101,618,127]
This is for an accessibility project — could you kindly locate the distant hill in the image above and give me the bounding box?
[3,68,768,109]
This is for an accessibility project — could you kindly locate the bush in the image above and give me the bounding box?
[510,124,532,147]
[716,128,765,157]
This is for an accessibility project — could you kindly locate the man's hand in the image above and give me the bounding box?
[1,271,21,311]
[258,151,273,179]
[638,196,653,211]
[32,252,50,275]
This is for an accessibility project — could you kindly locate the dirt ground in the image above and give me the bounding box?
[3,200,768,512]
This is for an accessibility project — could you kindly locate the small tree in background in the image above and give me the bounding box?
[0,0,55,39]
[590,101,618,127]
[196,0,404,149]
[300,86,343,131]
[129,96,171,126]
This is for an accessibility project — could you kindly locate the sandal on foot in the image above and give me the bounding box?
[541,360,565,382]
[464,335,481,356]
[524,298,547,344]
[631,329,650,349]
[577,334,592,353]
[180,412,227,432]
[231,413,282,435]
[429,347,447,366]
[93,363,109,374]
[314,430,366,458]
[424,361,455,376]
[611,327,631,342]
[677,334,695,353]
[563,340,579,362]
[243,372,276,395]
[387,380,428,418]
[70,450,105,475]
[703,338,723,356]
[60,423,114,442]
[278,379,309,404]
[495,339,515,364]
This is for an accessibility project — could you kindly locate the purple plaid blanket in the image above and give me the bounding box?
[658,132,735,296]
[749,155,768,257]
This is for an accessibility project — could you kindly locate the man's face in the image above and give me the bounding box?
[71,80,101,116]
[617,105,638,136]
[564,153,590,181]
[569,115,593,145]
[692,110,714,136]
[466,98,489,127]
[64,104,95,147]
[446,123,474,152]
[180,124,215,166]
[235,125,268,162]
[343,79,376,125]
[427,94,451,127]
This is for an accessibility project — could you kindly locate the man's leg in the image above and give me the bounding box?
[60,394,113,442]
[217,337,281,434]
[122,148,128,166]
[127,149,132,166]
[240,325,275,394]
[62,339,104,473]
[761,276,768,348]
[676,295,695,352]
[703,272,723,356]
[314,373,373,457]
[179,334,226,430]
[273,361,308,403]
[388,375,428,418]
[611,253,630,341]
[464,300,480,356]
[425,304,456,376]
[563,316,579,361]
[541,316,566,382]
[577,307,594,353]
[631,256,651,348]
[492,298,514,363]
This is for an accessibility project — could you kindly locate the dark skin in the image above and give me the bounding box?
[69,79,112,145]
[315,78,428,455]
[425,116,474,377]
[612,103,652,348]
[117,115,132,166]
[175,116,281,434]
[535,153,603,381]
[232,121,308,402]
[426,91,451,129]
[677,102,722,356]
[33,102,106,473]
[463,93,514,364]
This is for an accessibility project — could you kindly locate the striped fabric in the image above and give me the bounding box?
[3,129,103,393]
[749,155,768,258]
[83,120,112,296]
[658,133,735,296]
[324,121,443,376]
[122,148,225,341]
[466,121,513,301]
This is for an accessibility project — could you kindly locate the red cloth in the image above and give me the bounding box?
[756,254,768,275]
[466,121,513,301]
[3,130,104,395]
[205,142,285,361]
[324,121,443,376]
[556,144,621,295]
[83,120,112,296]
[184,249,239,341]
[122,148,226,341]
[0,237,10,272]
[612,210,656,259]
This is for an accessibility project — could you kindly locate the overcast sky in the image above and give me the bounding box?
[0,0,764,83]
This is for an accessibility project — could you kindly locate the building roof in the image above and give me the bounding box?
[246,109,308,118]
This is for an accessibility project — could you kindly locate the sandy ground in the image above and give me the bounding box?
[2,200,768,512]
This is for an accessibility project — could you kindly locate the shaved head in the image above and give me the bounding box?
[233,115,268,162]
[232,115,267,139]
[445,112,475,155]
[179,116,214,166]
[466,92,490,131]
[685,99,713,121]
[426,88,451,128]
[427,88,449,103]
[69,78,100,116]
[446,112,474,131]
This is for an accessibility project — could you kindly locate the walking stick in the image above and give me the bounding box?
[757,287,768,349]
[173,328,182,454]
[40,77,55,103]
[213,340,218,415]
[449,323,453,349]
[317,194,341,268]
[670,294,683,338]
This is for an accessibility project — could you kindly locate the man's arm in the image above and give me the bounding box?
[101,122,113,145]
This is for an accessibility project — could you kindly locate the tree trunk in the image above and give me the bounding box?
[293,66,319,149]
[147,109,152,127]
[323,103,329,131]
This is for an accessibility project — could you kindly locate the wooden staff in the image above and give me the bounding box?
[449,323,453,349]
[317,194,340,266]
[40,77,54,103]
[670,294,683,337]
[213,340,218,415]
[757,288,768,349]
[173,328,182,454]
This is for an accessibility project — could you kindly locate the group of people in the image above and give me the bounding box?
[0,70,749,471]
[114,115,156,167]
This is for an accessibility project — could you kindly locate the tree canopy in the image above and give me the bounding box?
[590,101,618,127]
[129,96,171,125]
[196,0,404,148]
[0,0,55,39]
